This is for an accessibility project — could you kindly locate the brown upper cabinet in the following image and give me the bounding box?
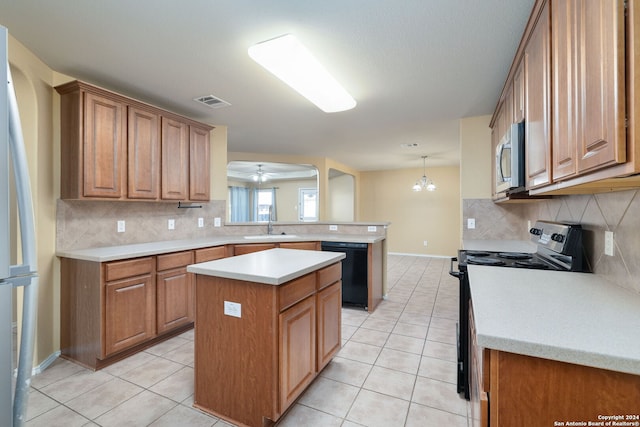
[56,80,213,201]
[491,0,638,196]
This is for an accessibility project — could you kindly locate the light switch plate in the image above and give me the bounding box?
[168,219,175,230]
[224,301,241,318]
[117,220,125,233]
[198,217,204,228]
[467,218,476,229]
[214,217,221,227]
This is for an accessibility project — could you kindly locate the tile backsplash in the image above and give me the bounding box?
[463,190,640,294]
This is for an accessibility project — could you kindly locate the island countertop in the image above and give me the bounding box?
[469,265,640,376]
[187,248,346,285]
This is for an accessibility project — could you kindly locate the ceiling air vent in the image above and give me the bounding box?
[193,94,231,109]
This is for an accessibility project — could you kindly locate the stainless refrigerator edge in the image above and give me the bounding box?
[1,25,40,427]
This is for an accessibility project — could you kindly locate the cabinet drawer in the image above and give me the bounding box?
[316,262,341,290]
[233,243,276,256]
[105,257,154,282]
[194,246,227,263]
[279,241,319,251]
[157,251,194,271]
[279,273,316,312]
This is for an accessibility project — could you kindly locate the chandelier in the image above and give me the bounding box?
[412,156,436,192]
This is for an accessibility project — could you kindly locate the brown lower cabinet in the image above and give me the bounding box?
[470,302,640,427]
[156,251,194,334]
[193,261,342,427]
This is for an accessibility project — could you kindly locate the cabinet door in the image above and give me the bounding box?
[316,281,341,371]
[104,273,156,356]
[189,125,211,201]
[156,267,194,333]
[83,92,126,198]
[279,295,316,413]
[576,0,626,173]
[128,106,160,199]
[161,117,189,200]
[552,0,579,181]
[513,59,525,123]
[525,2,552,189]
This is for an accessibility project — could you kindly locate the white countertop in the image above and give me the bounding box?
[469,265,640,376]
[463,239,536,253]
[187,248,346,285]
[56,233,384,262]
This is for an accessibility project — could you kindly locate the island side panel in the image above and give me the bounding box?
[194,275,279,426]
[368,241,383,312]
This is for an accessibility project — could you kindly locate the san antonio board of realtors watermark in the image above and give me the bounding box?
[554,414,640,426]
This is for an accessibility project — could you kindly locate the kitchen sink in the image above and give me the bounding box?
[243,234,298,240]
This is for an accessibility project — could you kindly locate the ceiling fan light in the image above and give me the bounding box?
[248,34,356,113]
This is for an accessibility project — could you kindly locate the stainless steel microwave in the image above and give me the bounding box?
[495,121,525,194]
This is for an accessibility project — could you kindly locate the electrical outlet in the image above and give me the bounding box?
[117,220,125,233]
[423,240,428,247]
[368,226,377,232]
[214,217,221,227]
[467,218,476,229]
[168,219,175,230]
[604,231,614,256]
[329,225,338,231]
[198,217,204,228]
[224,301,241,318]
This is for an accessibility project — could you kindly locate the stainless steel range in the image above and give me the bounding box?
[449,220,589,399]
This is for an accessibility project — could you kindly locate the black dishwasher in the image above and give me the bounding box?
[321,241,368,309]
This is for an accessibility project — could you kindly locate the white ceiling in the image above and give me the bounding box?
[0,0,534,171]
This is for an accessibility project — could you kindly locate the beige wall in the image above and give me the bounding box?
[328,172,355,221]
[359,166,461,256]
[460,115,492,199]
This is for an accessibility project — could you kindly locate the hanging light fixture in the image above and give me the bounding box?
[412,156,436,192]
[252,164,268,183]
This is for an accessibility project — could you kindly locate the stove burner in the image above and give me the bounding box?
[465,250,492,257]
[497,252,533,260]
[466,256,506,266]
[514,260,550,269]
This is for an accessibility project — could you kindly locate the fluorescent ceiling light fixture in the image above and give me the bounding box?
[248,34,356,113]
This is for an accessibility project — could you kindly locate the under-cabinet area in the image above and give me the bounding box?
[187,248,345,427]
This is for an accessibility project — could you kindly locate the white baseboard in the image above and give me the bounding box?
[33,350,61,375]
[388,251,452,259]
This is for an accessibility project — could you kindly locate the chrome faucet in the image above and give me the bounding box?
[267,205,274,235]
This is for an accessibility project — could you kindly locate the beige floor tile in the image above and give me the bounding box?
[149,366,194,402]
[179,329,195,340]
[385,333,425,354]
[422,340,457,362]
[94,390,177,426]
[298,377,360,418]
[121,356,183,388]
[162,340,195,366]
[406,402,468,427]
[102,350,159,377]
[392,322,429,339]
[360,317,396,333]
[412,376,468,416]
[146,336,192,357]
[65,377,143,420]
[375,348,421,374]
[30,358,86,390]
[418,356,458,384]
[429,316,457,330]
[25,389,59,421]
[25,404,89,427]
[319,356,372,387]
[39,369,114,403]
[342,324,358,340]
[350,328,389,347]
[341,308,369,327]
[426,326,457,345]
[362,366,416,400]
[346,389,409,427]
[337,341,382,364]
[277,403,343,427]
[148,403,218,426]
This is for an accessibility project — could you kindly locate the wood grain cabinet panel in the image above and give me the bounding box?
[316,281,341,371]
[156,251,194,333]
[189,125,211,201]
[128,106,160,199]
[161,117,189,200]
[194,245,228,263]
[279,295,316,413]
[525,1,552,190]
[232,243,277,256]
[104,271,156,357]
[279,241,320,251]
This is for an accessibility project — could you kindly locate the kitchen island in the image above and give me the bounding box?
[468,266,640,426]
[187,248,345,427]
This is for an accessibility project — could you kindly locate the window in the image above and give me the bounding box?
[256,188,274,222]
[299,188,318,221]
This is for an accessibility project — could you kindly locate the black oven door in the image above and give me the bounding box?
[449,257,470,400]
